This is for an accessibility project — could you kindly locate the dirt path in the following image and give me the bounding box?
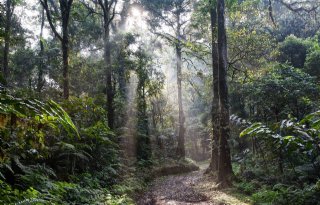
[137,166,250,205]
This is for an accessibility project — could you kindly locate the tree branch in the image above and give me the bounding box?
[40,0,63,41]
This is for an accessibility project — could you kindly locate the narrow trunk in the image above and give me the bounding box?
[217,0,233,187]
[209,3,219,172]
[278,145,284,174]
[118,53,126,100]
[137,58,150,161]
[40,0,73,99]
[103,3,114,130]
[3,0,12,81]
[37,8,45,93]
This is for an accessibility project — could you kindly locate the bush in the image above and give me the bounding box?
[305,49,320,79]
[278,35,313,68]
[0,180,45,204]
[252,189,278,204]
[235,181,256,194]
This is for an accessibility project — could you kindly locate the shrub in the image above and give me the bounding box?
[252,189,278,204]
[235,181,256,194]
[278,35,313,68]
[305,49,320,79]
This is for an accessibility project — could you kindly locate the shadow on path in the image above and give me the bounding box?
[138,171,215,205]
[137,163,250,205]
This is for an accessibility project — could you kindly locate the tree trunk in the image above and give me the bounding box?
[176,37,185,159]
[175,10,185,158]
[103,1,114,130]
[37,8,45,93]
[3,0,12,82]
[217,0,233,187]
[136,55,151,161]
[118,53,126,100]
[60,0,71,99]
[209,2,219,172]
[41,0,73,99]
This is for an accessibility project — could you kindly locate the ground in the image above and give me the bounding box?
[137,163,251,205]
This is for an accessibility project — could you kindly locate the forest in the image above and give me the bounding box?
[1,0,320,204]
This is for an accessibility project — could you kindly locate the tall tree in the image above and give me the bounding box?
[96,0,117,130]
[37,7,45,93]
[208,0,219,172]
[217,0,233,187]
[2,0,15,82]
[176,11,185,158]
[40,0,73,99]
[136,49,151,161]
[140,0,193,158]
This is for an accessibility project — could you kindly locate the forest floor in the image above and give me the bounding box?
[137,162,251,205]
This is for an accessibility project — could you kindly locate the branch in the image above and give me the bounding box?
[40,0,63,41]
[97,0,106,14]
[276,0,320,13]
[80,0,103,17]
[268,0,277,27]
[108,0,118,25]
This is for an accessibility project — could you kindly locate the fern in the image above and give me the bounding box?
[0,91,78,137]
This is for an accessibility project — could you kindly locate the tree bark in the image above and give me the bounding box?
[176,14,185,158]
[209,2,219,172]
[37,8,45,93]
[60,0,71,99]
[99,0,115,130]
[217,0,233,187]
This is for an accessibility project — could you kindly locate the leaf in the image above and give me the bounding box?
[240,123,263,137]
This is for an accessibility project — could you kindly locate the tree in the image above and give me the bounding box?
[140,0,193,158]
[2,0,15,82]
[305,49,320,80]
[37,7,45,93]
[96,0,118,130]
[206,0,219,172]
[135,49,151,161]
[40,0,74,99]
[244,64,318,121]
[217,0,233,187]
[278,35,312,68]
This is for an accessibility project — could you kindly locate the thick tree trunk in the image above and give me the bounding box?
[209,3,219,172]
[61,35,69,99]
[3,0,12,81]
[61,1,71,99]
[217,0,233,187]
[175,11,185,158]
[94,0,116,130]
[176,41,186,158]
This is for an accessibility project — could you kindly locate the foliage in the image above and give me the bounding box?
[305,49,320,80]
[278,35,313,68]
[243,64,318,121]
[0,179,44,205]
[239,109,320,202]
[252,188,279,205]
[234,181,257,195]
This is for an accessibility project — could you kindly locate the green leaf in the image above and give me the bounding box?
[240,123,263,137]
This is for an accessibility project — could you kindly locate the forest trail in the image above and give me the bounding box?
[137,163,249,205]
